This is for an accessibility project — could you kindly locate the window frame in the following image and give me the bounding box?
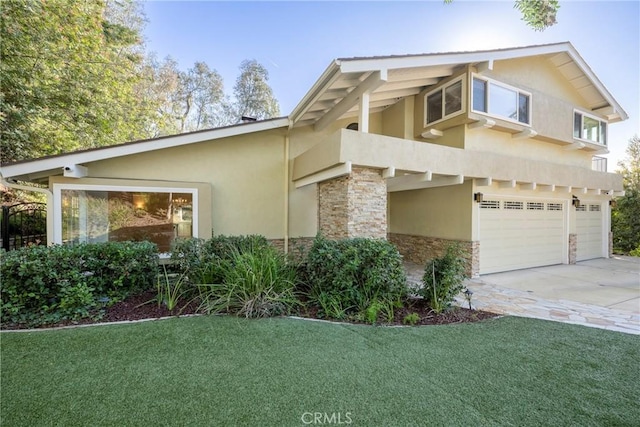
[52,183,199,247]
[471,74,532,126]
[423,76,465,127]
[573,109,608,146]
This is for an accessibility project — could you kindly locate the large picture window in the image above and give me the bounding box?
[54,185,197,252]
[425,78,463,125]
[574,111,607,145]
[472,76,531,125]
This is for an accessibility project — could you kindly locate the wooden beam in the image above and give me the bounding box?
[499,180,516,189]
[556,186,572,193]
[315,70,388,131]
[382,167,395,179]
[519,182,536,191]
[468,118,495,130]
[359,91,370,133]
[475,177,492,187]
[420,129,443,139]
[388,174,463,192]
[294,162,352,189]
[538,184,555,192]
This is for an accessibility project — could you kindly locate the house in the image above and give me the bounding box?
[0,42,627,277]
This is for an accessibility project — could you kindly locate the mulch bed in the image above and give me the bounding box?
[2,290,498,330]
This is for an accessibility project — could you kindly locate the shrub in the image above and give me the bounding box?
[0,241,158,326]
[420,244,468,313]
[171,235,270,283]
[197,245,299,318]
[304,236,407,322]
[403,312,420,325]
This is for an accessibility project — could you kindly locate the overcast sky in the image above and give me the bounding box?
[142,1,639,170]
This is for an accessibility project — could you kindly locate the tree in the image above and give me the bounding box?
[0,0,152,163]
[445,0,560,31]
[612,135,640,254]
[138,56,229,135]
[231,59,280,122]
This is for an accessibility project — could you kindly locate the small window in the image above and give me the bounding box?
[527,202,544,210]
[574,111,607,145]
[576,205,587,212]
[589,204,601,212]
[472,76,531,125]
[425,78,464,125]
[547,203,563,211]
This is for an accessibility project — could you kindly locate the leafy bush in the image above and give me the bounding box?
[171,235,270,282]
[403,313,420,325]
[303,236,407,322]
[612,189,640,254]
[420,244,468,313]
[0,241,158,326]
[197,245,299,318]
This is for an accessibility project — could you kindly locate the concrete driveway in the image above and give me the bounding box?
[467,256,640,334]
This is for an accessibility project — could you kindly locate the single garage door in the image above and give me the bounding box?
[576,202,604,261]
[479,198,565,274]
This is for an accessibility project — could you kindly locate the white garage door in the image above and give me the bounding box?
[479,198,565,274]
[576,202,603,261]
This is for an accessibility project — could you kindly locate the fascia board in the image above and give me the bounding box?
[1,118,290,179]
[289,61,341,125]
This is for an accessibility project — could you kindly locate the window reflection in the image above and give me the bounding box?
[61,190,193,252]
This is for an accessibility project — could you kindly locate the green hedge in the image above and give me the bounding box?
[1,241,158,326]
[303,236,407,322]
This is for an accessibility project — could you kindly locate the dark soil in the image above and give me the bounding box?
[3,291,498,330]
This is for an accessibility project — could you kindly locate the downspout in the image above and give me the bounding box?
[1,175,55,246]
[283,132,290,254]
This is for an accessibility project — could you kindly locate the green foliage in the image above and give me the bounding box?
[420,244,468,313]
[197,245,299,318]
[613,136,640,254]
[232,59,280,120]
[171,235,270,282]
[304,236,407,321]
[0,241,159,326]
[403,312,420,325]
[514,0,560,31]
[156,266,189,312]
[629,246,640,257]
[444,0,560,31]
[0,0,151,163]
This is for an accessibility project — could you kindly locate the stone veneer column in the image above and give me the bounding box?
[568,233,577,264]
[318,167,387,240]
[608,232,613,257]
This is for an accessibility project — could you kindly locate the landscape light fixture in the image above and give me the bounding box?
[463,288,474,310]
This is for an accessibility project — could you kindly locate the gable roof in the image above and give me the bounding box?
[1,117,289,183]
[289,42,628,129]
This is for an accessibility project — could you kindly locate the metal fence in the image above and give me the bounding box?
[1,202,47,251]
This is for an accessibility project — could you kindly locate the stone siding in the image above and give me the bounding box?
[388,233,479,278]
[608,231,613,257]
[269,237,315,262]
[568,233,577,264]
[318,167,387,240]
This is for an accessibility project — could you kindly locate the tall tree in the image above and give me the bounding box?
[0,0,151,163]
[231,59,280,121]
[138,56,229,135]
[612,135,640,254]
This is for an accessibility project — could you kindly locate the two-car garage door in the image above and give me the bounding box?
[479,197,565,274]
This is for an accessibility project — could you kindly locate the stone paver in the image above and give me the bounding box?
[405,259,640,335]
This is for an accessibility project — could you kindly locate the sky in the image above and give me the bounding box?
[142,0,640,170]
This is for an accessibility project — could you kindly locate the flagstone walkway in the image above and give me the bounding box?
[405,260,640,335]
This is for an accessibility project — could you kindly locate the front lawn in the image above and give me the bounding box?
[1,316,638,426]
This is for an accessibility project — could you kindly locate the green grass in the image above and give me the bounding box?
[1,316,638,426]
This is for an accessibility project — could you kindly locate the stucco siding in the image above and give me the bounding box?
[66,129,287,239]
[389,181,473,240]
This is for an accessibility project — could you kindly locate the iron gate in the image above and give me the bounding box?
[1,202,47,251]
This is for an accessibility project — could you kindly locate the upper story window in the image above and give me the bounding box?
[425,77,463,125]
[574,111,607,145]
[472,76,531,125]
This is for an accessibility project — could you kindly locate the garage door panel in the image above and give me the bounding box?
[576,203,603,261]
[480,198,565,274]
